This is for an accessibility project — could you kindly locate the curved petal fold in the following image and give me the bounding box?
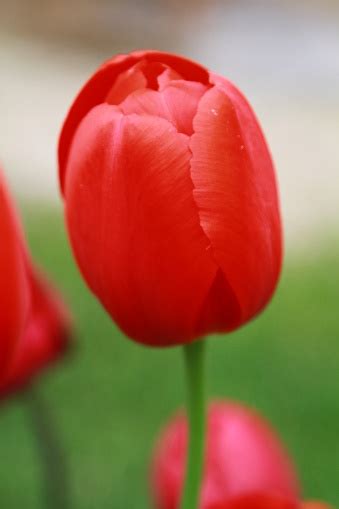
[105,63,147,104]
[120,80,207,135]
[189,85,282,326]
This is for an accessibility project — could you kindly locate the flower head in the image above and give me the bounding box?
[0,168,71,396]
[59,50,282,346]
[150,401,299,509]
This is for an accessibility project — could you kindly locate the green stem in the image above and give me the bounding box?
[181,339,206,509]
[23,387,71,509]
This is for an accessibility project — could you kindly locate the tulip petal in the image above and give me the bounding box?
[157,67,182,89]
[119,80,207,135]
[190,85,282,327]
[0,267,70,396]
[0,176,29,373]
[161,80,208,135]
[65,104,219,346]
[105,63,147,104]
[119,88,169,119]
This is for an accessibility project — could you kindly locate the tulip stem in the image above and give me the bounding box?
[181,339,206,509]
[23,387,71,509]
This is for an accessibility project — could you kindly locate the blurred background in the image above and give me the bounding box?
[0,1,338,508]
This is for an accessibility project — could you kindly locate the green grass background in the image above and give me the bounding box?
[0,206,338,508]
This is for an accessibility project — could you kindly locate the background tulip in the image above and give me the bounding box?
[59,50,282,347]
[150,401,299,509]
[0,267,70,397]
[0,172,29,373]
[0,168,71,395]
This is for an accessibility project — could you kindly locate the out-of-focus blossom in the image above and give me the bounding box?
[150,401,299,509]
[0,168,71,397]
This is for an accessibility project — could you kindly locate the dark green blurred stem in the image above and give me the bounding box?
[23,387,70,509]
[181,340,206,509]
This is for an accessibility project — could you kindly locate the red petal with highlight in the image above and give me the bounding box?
[65,104,218,346]
[190,84,282,328]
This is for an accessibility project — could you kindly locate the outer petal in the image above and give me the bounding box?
[0,266,71,397]
[65,104,218,346]
[0,172,29,374]
[150,402,299,509]
[58,50,209,191]
[190,84,282,328]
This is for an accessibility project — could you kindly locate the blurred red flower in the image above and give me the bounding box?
[0,169,71,397]
[150,401,333,509]
[0,174,29,373]
[59,50,282,347]
[150,401,299,509]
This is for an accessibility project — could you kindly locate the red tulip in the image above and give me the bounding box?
[59,50,282,347]
[0,175,29,373]
[0,267,70,397]
[150,401,299,509]
[0,169,71,396]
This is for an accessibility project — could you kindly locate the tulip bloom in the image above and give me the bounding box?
[59,50,282,347]
[0,169,70,396]
[0,176,29,373]
[150,401,334,509]
[150,401,299,509]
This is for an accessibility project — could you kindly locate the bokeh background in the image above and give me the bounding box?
[0,1,338,508]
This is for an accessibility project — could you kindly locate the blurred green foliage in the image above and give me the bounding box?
[0,206,338,508]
